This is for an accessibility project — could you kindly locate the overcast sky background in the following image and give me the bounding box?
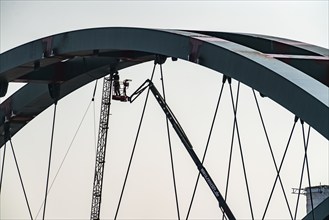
[0,1,328,220]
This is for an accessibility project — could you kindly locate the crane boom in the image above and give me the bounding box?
[90,76,113,220]
[129,79,236,220]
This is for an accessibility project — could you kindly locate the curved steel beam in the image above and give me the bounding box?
[0,27,328,145]
[0,56,152,146]
[192,31,329,86]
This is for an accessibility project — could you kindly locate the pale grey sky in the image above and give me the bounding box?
[0,1,328,220]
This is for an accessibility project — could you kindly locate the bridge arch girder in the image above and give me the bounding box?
[0,27,328,145]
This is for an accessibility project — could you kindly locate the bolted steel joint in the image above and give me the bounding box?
[48,83,61,104]
[154,55,167,65]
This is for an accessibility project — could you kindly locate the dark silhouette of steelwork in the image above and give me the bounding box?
[0,28,327,143]
[0,27,328,219]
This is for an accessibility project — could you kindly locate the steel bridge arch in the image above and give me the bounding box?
[0,27,328,146]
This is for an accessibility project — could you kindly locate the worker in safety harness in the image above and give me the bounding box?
[113,74,121,96]
[122,79,131,97]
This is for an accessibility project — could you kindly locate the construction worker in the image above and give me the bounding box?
[123,79,131,97]
[113,74,120,96]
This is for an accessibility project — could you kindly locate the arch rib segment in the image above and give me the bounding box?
[193,31,327,56]
[0,27,328,144]
[191,31,329,86]
[0,57,152,146]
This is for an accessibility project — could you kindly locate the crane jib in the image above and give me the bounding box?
[129,79,236,220]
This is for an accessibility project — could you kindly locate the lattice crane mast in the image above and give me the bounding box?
[90,72,130,220]
[90,74,113,220]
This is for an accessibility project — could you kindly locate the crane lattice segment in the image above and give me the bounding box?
[90,76,113,220]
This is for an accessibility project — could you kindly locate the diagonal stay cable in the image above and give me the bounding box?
[229,81,254,220]
[36,82,97,219]
[0,122,10,196]
[303,124,313,220]
[9,139,33,220]
[262,116,298,219]
[252,89,293,219]
[186,75,227,220]
[42,101,58,220]
[0,142,6,196]
[92,80,98,154]
[114,63,156,220]
[159,64,181,220]
[222,78,240,220]
[34,99,94,219]
[293,122,312,220]
[93,101,97,154]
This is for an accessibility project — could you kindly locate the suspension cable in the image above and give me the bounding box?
[222,78,239,220]
[159,64,181,220]
[229,81,254,220]
[252,89,293,219]
[114,63,156,219]
[0,142,6,195]
[35,100,94,219]
[262,116,298,219]
[92,79,98,102]
[186,75,227,220]
[303,124,313,220]
[42,102,58,220]
[0,121,10,195]
[9,139,33,220]
[93,80,98,153]
[293,122,312,220]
